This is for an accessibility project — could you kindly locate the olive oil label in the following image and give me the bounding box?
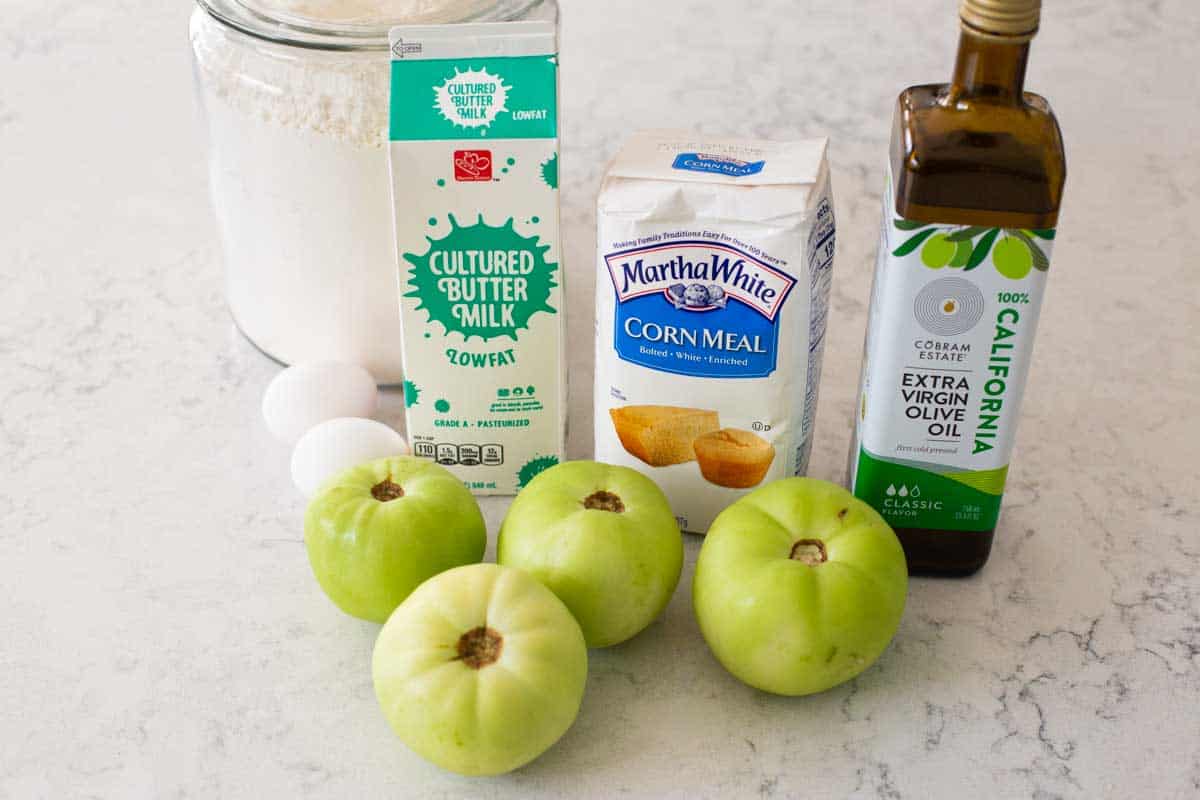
[595,132,835,533]
[389,22,564,496]
[849,171,1055,532]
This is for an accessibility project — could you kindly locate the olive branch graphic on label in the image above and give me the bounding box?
[893,219,1054,279]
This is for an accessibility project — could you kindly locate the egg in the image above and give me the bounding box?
[291,418,409,497]
[262,362,379,444]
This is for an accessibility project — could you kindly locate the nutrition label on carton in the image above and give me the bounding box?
[413,440,505,468]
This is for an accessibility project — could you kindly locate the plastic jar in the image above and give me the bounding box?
[190,0,558,384]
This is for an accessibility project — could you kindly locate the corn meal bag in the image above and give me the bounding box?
[595,131,835,532]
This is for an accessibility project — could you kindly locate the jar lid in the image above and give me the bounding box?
[197,0,550,49]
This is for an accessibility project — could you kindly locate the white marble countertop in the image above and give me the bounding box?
[3,0,1198,797]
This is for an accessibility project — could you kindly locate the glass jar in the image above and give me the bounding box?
[190,0,558,384]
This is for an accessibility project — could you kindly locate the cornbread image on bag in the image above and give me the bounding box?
[594,131,836,533]
[693,429,776,489]
[609,405,720,467]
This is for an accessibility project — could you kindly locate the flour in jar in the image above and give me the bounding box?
[595,131,836,533]
[240,0,498,24]
[191,0,521,383]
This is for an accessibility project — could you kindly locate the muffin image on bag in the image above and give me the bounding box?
[693,429,776,489]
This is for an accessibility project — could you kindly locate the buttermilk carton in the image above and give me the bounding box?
[594,132,835,532]
[389,22,564,495]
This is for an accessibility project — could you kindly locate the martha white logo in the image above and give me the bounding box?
[434,68,510,130]
[604,242,795,320]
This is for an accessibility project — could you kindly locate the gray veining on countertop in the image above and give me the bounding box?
[1,1,1198,798]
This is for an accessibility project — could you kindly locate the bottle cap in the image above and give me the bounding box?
[960,0,1040,40]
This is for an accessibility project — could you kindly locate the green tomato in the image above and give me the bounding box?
[948,239,972,268]
[993,237,1033,279]
[373,564,587,776]
[920,233,955,268]
[305,456,485,623]
[693,478,907,696]
[497,461,683,648]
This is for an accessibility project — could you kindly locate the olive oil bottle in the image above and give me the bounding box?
[849,0,1066,575]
